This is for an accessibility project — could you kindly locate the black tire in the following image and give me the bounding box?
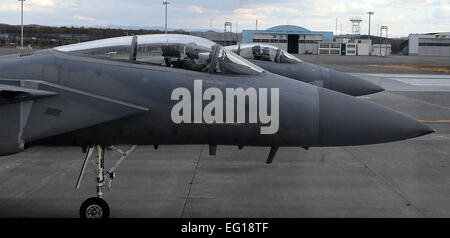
[79,197,110,218]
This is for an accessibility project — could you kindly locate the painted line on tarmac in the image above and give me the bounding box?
[419,120,450,123]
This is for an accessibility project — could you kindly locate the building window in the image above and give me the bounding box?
[253,39,262,42]
[270,39,279,43]
[330,49,340,55]
[330,43,340,48]
[419,42,450,47]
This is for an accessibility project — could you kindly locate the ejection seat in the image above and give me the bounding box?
[162,45,182,68]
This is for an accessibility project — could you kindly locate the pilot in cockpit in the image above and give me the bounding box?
[261,47,272,61]
[181,43,208,72]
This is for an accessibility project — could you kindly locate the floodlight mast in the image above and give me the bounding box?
[367,12,374,56]
[19,0,26,48]
[163,1,169,34]
[380,25,388,56]
[367,12,374,37]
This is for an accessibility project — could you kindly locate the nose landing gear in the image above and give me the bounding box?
[75,145,136,218]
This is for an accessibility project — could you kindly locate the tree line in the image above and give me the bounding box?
[0,24,186,48]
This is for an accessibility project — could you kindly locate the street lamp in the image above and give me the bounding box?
[367,12,374,37]
[380,26,388,56]
[367,12,374,56]
[18,0,26,48]
[163,1,169,34]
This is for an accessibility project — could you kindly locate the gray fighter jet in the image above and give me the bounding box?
[0,34,433,218]
[226,43,384,96]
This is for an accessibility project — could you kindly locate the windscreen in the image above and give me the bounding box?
[216,48,264,75]
[54,36,133,60]
[280,50,303,64]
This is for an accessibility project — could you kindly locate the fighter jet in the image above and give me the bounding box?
[0,34,433,218]
[225,43,384,96]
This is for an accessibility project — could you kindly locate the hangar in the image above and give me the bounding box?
[242,25,333,54]
[409,32,450,56]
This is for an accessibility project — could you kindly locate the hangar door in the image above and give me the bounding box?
[288,35,299,54]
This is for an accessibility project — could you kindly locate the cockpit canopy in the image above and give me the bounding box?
[226,43,303,64]
[54,34,264,75]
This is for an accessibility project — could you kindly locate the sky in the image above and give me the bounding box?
[0,0,449,37]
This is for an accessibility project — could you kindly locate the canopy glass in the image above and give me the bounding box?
[55,34,264,75]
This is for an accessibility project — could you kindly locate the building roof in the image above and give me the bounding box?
[265,25,311,32]
[242,24,334,43]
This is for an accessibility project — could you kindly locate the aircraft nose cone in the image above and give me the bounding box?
[317,87,434,146]
[327,70,385,96]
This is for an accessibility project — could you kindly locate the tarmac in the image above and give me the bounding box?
[0,49,449,217]
[299,54,450,74]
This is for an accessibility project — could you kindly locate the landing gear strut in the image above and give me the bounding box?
[76,145,136,218]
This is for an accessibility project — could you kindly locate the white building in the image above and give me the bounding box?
[346,43,357,55]
[409,32,450,56]
[372,44,391,56]
[318,38,371,56]
[354,39,371,56]
[318,42,341,55]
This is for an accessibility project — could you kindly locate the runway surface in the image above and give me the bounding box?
[0,72,449,218]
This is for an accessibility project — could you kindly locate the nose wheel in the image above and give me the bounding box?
[80,197,110,218]
[75,145,136,218]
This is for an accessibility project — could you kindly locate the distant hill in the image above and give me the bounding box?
[96,25,216,32]
[0,23,186,48]
[0,23,217,33]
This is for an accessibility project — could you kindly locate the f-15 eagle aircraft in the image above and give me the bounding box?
[0,34,433,218]
[225,43,384,96]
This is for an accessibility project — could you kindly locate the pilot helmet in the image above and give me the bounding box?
[185,43,200,59]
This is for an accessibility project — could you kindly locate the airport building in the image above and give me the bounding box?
[189,31,242,46]
[242,25,333,54]
[318,38,372,56]
[372,44,392,56]
[408,32,450,56]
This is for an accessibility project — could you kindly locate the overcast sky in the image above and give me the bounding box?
[0,0,449,37]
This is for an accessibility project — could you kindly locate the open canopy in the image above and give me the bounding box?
[54,34,264,75]
[226,43,303,64]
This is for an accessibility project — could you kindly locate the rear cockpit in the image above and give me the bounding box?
[54,34,264,75]
[226,43,303,64]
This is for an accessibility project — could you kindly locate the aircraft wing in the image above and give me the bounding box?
[0,79,149,156]
[0,84,59,105]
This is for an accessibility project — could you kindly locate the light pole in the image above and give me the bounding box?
[380,26,388,56]
[367,12,374,37]
[367,12,374,55]
[163,1,169,34]
[384,26,388,56]
[18,0,26,48]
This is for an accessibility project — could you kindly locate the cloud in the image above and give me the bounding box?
[187,5,204,14]
[0,0,449,37]
[0,3,17,12]
[32,0,57,7]
[72,15,95,21]
[0,0,78,12]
